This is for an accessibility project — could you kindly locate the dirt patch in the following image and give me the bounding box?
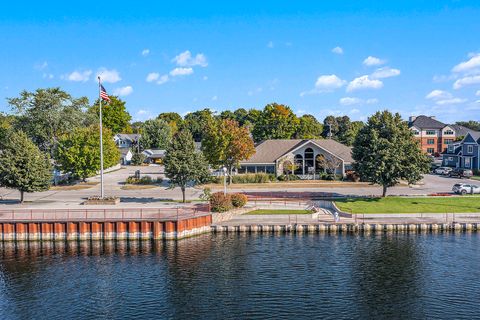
[121,185,158,190]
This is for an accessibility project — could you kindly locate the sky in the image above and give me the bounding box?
[1,1,480,123]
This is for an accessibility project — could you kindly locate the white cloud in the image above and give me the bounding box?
[96,68,121,83]
[452,54,480,73]
[435,98,467,105]
[203,76,208,81]
[366,98,379,104]
[212,95,218,101]
[65,70,92,82]
[141,49,150,57]
[453,75,480,89]
[113,86,133,96]
[157,75,169,85]
[169,67,194,76]
[42,73,54,79]
[172,50,208,67]
[349,108,360,114]
[476,90,480,96]
[315,74,346,90]
[146,72,159,82]
[425,90,452,100]
[363,56,386,67]
[370,67,401,79]
[267,41,274,48]
[296,109,306,115]
[331,46,343,55]
[347,75,383,92]
[134,109,155,121]
[35,61,48,70]
[339,97,362,106]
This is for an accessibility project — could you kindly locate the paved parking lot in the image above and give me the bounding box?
[0,166,474,208]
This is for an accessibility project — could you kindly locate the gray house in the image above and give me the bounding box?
[239,139,353,178]
[114,133,141,149]
[442,132,480,170]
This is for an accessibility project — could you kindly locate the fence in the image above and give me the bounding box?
[0,205,210,222]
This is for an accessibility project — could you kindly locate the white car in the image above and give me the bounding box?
[452,183,480,195]
[435,167,453,175]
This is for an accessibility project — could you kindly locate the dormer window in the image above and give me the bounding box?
[444,129,454,135]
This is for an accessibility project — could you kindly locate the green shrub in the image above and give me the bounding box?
[130,151,146,165]
[277,174,300,181]
[231,173,276,184]
[231,193,248,208]
[125,175,162,185]
[209,192,232,212]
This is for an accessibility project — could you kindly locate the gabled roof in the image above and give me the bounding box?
[409,116,446,129]
[240,139,353,164]
[115,133,140,142]
[450,124,479,137]
[464,131,480,143]
[142,149,166,158]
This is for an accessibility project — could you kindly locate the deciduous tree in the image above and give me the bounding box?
[163,130,209,203]
[0,130,52,202]
[158,112,183,134]
[352,110,431,197]
[90,96,132,134]
[202,119,256,183]
[55,125,120,181]
[183,108,215,142]
[140,118,172,150]
[295,114,323,139]
[252,103,299,141]
[7,87,91,155]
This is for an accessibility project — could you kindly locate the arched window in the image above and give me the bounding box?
[294,154,303,174]
[304,148,314,173]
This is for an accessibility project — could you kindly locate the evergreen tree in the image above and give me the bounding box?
[55,125,120,181]
[0,130,52,202]
[164,130,209,203]
[352,110,431,197]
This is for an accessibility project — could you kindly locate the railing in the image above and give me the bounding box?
[0,206,210,222]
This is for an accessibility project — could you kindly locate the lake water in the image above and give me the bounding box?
[0,233,479,319]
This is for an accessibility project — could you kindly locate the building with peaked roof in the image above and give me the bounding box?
[442,131,480,170]
[114,133,141,149]
[238,139,353,178]
[409,115,477,155]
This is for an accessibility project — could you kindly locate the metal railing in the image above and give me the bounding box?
[0,206,210,222]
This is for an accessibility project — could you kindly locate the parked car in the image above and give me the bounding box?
[434,167,453,175]
[452,183,480,195]
[448,168,473,179]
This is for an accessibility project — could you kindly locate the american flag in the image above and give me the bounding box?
[100,84,111,102]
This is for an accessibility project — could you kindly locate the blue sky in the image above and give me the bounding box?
[1,1,480,123]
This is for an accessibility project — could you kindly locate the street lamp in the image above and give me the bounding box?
[222,167,227,195]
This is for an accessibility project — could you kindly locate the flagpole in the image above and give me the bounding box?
[98,76,105,199]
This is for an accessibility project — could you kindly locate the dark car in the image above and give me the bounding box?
[448,168,473,179]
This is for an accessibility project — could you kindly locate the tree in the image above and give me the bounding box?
[352,110,431,197]
[158,112,183,134]
[89,96,132,133]
[456,120,480,132]
[140,118,172,150]
[322,115,339,138]
[0,130,52,202]
[7,87,91,156]
[183,109,215,142]
[55,125,120,181]
[131,150,146,165]
[341,121,364,146]
[164,130,209,203]
[316,154,342,175]
[202,119,256,183]
[252,103,299,141]
[295,114,323,139]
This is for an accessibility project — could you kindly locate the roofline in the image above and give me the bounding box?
[279,139,347,162]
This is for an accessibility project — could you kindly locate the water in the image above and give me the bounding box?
[0,233,479,319]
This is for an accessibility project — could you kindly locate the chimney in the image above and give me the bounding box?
[409,116,417,123]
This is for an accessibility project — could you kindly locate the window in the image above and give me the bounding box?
[427,139,435,145]
[412,130,420,135]
[467,145,474,154]
[426,130,436,135]
[266,166,275,174]
[304,148,314,173]
[427,148,435,154]
[448,157,454,161]
[444,139,454,145]
[294,154,303,174]
[444,130,454,135]
[465,158,471,168]
[448,145,454,153]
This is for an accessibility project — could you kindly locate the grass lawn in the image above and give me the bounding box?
[246,209,312,215]
[335,197,480,214]
[470,176,480,181]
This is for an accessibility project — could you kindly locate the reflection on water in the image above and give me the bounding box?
[0,233,479,320]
